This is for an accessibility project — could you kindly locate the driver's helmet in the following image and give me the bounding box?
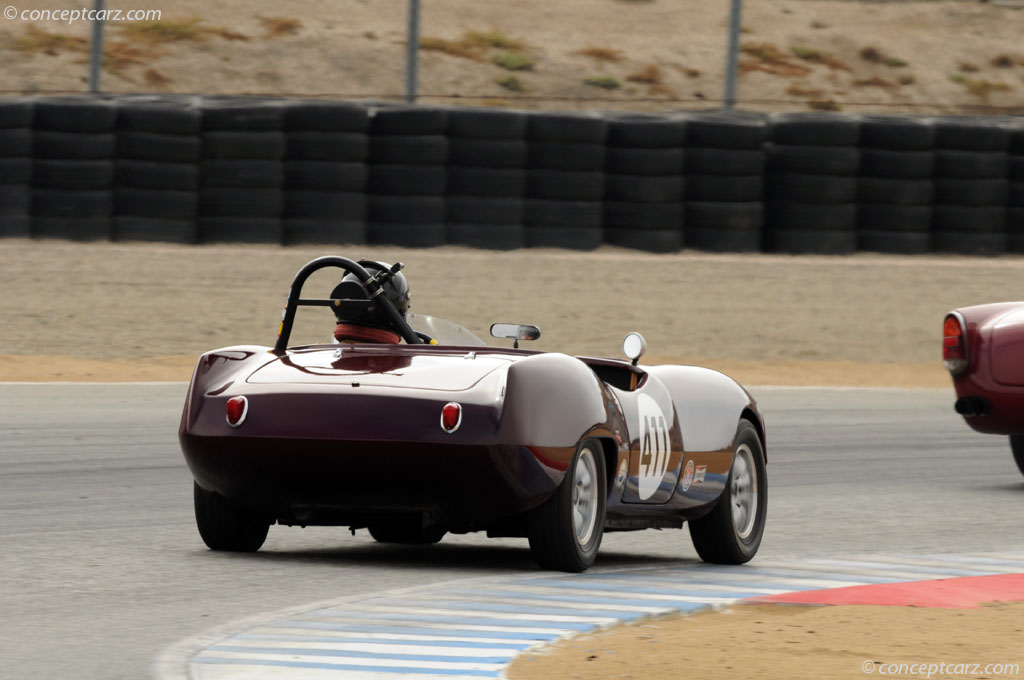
[330,262,410,344]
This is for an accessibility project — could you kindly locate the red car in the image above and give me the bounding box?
[944,302,1024,476]
[180,256,768,572]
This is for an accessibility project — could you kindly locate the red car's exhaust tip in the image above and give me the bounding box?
[226,396,248,428]
[955,395,990,418]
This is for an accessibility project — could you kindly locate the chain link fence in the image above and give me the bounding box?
[1,0,1023,113]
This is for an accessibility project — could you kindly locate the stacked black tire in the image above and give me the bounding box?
[0,99,32,238]
[114,95,201,243]
[684,112,768,252]
[931,117,1010,255]
[445,109,528,250]
[525,113,607,250]
[32,96,116,241]
[367,107,447,247]
[765,113,860,254]
[856,116,935,254]
[1011,125,1024,254]
[284,101,369,245]
[603,114,686,253]
[199,97,285,243]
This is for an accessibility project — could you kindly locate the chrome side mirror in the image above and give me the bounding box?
[622,332,647,366]
[490,323,541,349]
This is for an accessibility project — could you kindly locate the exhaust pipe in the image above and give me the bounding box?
[955,396,991,417]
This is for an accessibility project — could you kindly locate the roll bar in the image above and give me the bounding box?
[273,256,422,354]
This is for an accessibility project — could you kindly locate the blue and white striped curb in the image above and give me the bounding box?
[159,551,1024,680]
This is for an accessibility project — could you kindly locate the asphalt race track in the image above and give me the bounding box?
[1,383,1021,679]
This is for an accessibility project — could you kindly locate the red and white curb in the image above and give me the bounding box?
[156,551,1024,680]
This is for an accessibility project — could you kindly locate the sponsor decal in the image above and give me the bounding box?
[681,459,695,491]
[636,394,672,500]
[695,464,707,485]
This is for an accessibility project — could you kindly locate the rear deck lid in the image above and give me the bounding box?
[247,347,511,391]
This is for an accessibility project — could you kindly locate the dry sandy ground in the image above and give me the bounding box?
[1,0,1023,112]
[1,239,1023,383]
[507,602,1024,680]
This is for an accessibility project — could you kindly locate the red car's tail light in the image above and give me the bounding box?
[226,396,248,428]
[943,313,968,375]
[440,402,462,434]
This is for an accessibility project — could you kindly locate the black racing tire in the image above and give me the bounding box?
[32,190,112,218]
[686,111,769,149]
[200,98,284,131]
[1010,435,1024,478]
[370,107,448,135]
[1012,182,1024,207]
[527,113,607,144]
[767,201,857,231]
[860,116,936,150]
[528,437,606,572]
[686,202,763,231]
[604,201,682,230]
[283,219,366,245]
[284,100,370,132]
[770,112,859,146]
[767,173,857,204]
[603,174,684,203]
[199,217,282,244]
[199,188,283,218]
[685,227,762,253]
[287,132,369,162]
[368,165,445,196]
[0,185,29,216]
[35,131,116,160]
[1011,158,1024,182]
[201,160,283,188]
[768,227,857,254]
[606,148,685,176]
[931,230,1006,256]
[33,160,115,190]
[448,138,527,168]
[284,191,366,220]
[447,167,525,198]
[116,160,199,191]
[367,222,446,247]
[368,196,444,224]
[527,170,604,201]
[858,178,933,206]
[446,224,525,250]
[606,114,686,148]
[0,99,33,129]
[369,135,448,165]
[686,148,763,175]
[525,226,603,250]
[934,151,1008,179]
[857,229,930,254]
[115,188,198,220]
[446,109,527,139]
[604,227,682,253]
[935,117,1011,152]
[194,481,270,552]
[116,98,201,135]
[202,131,286,160]
[859,149,934,179]
[368,521,446,544]
[529,142,606,172]
[689,420,766,564]
[857,204,932,232]
[934,178,1009,206]
[35,97,116,132]
[687,174,763,202]
[118,132,201,163]
[0,129,31,157]
[0,215,30,237]
[284,162,367,192]
[32,217,110,241]
[446,197,523,225]
[524,199,602,228]
[932,205,1006,233]
[766,145,859,175]
[0,158,31,184]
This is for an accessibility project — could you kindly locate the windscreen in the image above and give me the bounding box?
[407,313,487,347]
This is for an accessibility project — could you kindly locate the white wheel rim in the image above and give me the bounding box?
[572,447,599,546]
[731,444,758,540]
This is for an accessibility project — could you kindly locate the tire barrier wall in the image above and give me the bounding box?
[1,95,1022,255]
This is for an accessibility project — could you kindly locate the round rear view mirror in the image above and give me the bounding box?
[622,332,647,364]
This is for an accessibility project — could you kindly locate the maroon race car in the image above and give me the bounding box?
[945,302,1024,477]
[180,256,768,572]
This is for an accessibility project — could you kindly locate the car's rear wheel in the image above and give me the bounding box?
[528,437,606,572]
[1010,435,1024,477]
[689,420,767,564]
[368,521,446,544]
[193,482,270,552]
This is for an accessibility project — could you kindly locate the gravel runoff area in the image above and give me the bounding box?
[1,238,1023,384]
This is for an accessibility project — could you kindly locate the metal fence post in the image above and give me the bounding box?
[405,0,421,104]
[87,0,105,92]
[723,0,743,109]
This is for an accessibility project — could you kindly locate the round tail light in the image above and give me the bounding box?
[943,313,968,375]
[226,396,248,428]
[440,402,462,434]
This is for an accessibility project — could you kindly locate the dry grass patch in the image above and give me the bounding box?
[496,75,524,91]
[258,16,302,39]
[583,76,621,89]
[13,26,87,55]
[144,68,172,86]
[627,64,662,84]
[674,65,701,78]
[790,44,851,71]
[786,83,824,97]
[860,46,908,67]
[990,54,1024,68]
[492,52,534,71]
[853,75,897,89]
[740,42,810,77]
[420,37,485,60]
[420,29,526,63]
[809,99,841,111]
[575,46,625,62]
[115,17,248,44]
